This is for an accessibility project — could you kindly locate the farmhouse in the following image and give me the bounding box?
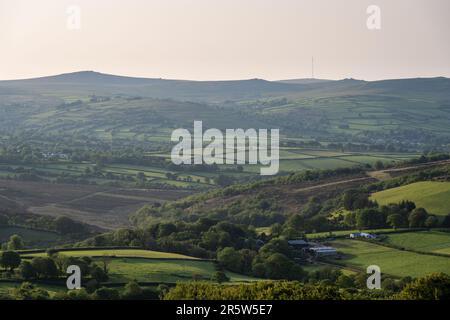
[350,232,377,239]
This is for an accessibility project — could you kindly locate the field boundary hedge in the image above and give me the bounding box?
[308,228,425,240]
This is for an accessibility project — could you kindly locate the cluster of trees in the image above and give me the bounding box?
[1,234,24,251]
[0,250,108,287]
[163,273,450,300]
[2,267,449,300]
[340,189,444,229]
[77,218,307,281]
[0,251,21,271]
[0,213,93,240]
[0,281,163,300]
[136,189,286,228]
[217,238,306,281]
[79,218,258,259]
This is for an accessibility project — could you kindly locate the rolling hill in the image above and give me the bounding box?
[1,71,450,159]
[370,181,450,216]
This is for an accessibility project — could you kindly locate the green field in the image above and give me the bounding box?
[105,258,259,283]
[370,181,450,216]
[21,248,260,284]
[383,231,450,255]
[329,239,450,278]
[24,249,199,260]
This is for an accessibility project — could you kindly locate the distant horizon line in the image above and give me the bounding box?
[1,70,449,83]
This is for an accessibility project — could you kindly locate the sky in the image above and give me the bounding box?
[0,0,449,81]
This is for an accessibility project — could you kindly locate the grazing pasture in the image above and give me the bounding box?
[383,231,450,255]
[328,239,450,278]
[370,181,450,216]
[22,249,260,284]
[104,258,258,283]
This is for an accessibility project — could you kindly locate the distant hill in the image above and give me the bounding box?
[3,71,448,102]
[277,78,334,85]
[1,71,450,151]
[8,71,171,85]
[362,77,450,98]
[0,71,309,102]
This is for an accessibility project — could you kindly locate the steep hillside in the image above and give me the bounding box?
[131,158,450,228]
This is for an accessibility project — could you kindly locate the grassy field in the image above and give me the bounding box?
[370,181,450,216]
[24,249,198,260]
[104,258,259,283]
[328,239,450,278]
[21,248,260,284]
[383,231,450,255]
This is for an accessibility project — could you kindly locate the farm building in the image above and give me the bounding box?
[288,239,310,248]
[350,232,377,239]
[308,246,338,257]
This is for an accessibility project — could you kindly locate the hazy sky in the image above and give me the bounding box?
[1,0,449,81]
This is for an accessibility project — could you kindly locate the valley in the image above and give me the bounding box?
[1,72,450,300]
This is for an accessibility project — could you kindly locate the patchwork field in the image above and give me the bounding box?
[237,149,418,174]
[0,179,192,229]
[370,181,450,216]
[328,239,450,278]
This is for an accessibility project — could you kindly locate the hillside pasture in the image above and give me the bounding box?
[24,249,198,260]
[370,181,450,216]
